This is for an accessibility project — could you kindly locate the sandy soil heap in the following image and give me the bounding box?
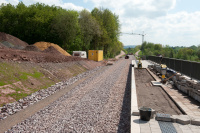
[23,45,41,52]
[0,32,28,49]
[43,46,62,55]
[34,42,71,56]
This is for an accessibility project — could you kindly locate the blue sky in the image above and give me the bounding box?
[170,0,200,13]
[1,0,200,47]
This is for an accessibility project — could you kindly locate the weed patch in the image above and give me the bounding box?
[7,93,28,101]
[0,81,6,86]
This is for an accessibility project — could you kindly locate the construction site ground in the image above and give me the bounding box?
[1,45,200,133]
[147,67,200,117]
[131,59,200,133]
[0,55,133,132]
[135,68,182,115]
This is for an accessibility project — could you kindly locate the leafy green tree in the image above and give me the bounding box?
[0,3,123,58]
[79,9,102,51]
[91,7,121,58]
[51,10,80,51]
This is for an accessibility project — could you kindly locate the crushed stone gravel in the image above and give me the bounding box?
[5,56,133,133]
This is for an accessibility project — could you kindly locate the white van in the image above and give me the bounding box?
[72,51,87,58]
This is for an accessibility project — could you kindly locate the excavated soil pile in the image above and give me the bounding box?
[34,42,71,56]
[43,46,62,55]
[0,32,28,49]
[0,48,85,63]
[135,68,182,115]
[23,45,41,52]
[0,42,5,48]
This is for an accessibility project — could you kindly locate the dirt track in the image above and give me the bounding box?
[135,68,182,115]
[3,56,134,133]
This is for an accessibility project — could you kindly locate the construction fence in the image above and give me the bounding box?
[148,56,200,80]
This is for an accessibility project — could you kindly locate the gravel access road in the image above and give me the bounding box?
[5,56,134,133]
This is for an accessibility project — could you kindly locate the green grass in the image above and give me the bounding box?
[0,62,44,85]
[7,93,28,101]
[19,71,43,80]
[32,72,42,78]
[0,81,6,86]
[139,51,143,56]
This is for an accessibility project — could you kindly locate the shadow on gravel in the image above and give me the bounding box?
[117,64,131,133]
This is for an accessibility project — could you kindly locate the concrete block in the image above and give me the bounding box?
[191,118,200,126]
[194,83,200,90]
[197,95,200,102]
[180,85,188,94]
[177,118,190,125]
[172,76,177,82]
[155,113,172,122]
[174,115,191,125]
[177,84,181,90]
[171,115,179,123]
[132,110,140,116]
[151,109,156,119]
[176,74,181,81]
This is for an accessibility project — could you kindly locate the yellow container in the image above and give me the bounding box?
[88,50,103,61]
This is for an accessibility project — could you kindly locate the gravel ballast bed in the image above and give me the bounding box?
[5,57,133,133]
[0,66,103,120]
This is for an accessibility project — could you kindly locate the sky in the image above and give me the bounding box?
[0,0,200,47]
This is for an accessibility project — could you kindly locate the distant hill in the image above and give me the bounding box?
[123,45,136,49]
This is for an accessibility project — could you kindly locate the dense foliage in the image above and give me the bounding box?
[0,2,123,57]
[126,45,141,55]
[130,41,200,62]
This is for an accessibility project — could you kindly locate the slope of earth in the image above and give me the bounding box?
[5,56,133,133]
[0,32,28,49]
[0,59,105,107]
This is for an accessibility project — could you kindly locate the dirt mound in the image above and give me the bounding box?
[0,48,84,63]
[34,42,71,56]
[0,32,28,49]
[23,45,41,52]
[0,42,5,48]
[43,46,62,55]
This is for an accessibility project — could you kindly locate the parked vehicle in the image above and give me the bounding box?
[125,55,129,59]
[72,51,87,58]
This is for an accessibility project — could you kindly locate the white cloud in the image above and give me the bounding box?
[89,0,176,18]
[88,0,199,46]
[0,0,8,4]
[0,0,84,11]
[8,0,19,5]
[120,11,200,46]
[22,0,62,6]
[61,3,84,11]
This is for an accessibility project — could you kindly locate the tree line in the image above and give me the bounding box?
[126,42,200,62]
[0,2,123,58]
